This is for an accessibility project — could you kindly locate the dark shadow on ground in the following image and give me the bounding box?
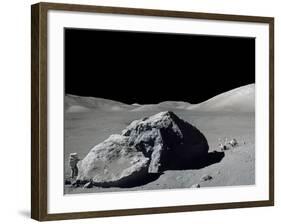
[89,151,224,188]
[94,172,163,188]
[68,152,225,189]
[71,171,163,189]
[167,151,225,170]
[68,152,224,190]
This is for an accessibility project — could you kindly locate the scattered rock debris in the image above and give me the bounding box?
[219,143,229,151]
[218,137,239,151]
[229,138,238,147]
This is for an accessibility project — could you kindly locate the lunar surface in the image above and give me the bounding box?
[64,84,255,194]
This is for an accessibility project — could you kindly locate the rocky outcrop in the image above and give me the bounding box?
[77,111,209,187]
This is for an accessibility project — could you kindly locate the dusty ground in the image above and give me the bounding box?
[64,109,255,194]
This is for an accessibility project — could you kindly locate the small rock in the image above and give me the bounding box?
[219,143,228,151]
[190,184,200,188]
[83,181,93,189]
[201,174,213,181]
[229,138,238,147]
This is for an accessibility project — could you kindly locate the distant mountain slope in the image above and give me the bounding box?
[188,84,255,112]
[131,101,191,112]
[157,101,191,110]
[131,104,159,112]
[65,95,135,112]
[65,84,254,113]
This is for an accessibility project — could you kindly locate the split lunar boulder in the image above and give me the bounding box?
[77,111,209,187]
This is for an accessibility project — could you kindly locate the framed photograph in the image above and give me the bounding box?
[31,2,274,221]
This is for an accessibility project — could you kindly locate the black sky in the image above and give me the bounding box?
[64,28,255,104]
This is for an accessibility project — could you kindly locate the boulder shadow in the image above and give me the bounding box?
[168,151,225,170]
[95,151,225,188]
[92,172,163,188]
[74,151,224,189]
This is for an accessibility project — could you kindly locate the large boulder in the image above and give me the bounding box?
[77,111,209,187]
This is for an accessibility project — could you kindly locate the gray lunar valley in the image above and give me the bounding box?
[64,84,255,194]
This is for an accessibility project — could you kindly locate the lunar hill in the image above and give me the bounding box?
[65,84,254,113]
[65,94,135,112]
[188,84,255,112]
